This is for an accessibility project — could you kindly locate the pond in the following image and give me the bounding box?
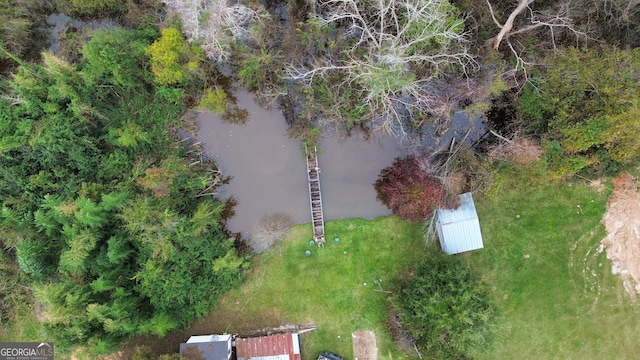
[46,13,118,53]
[197,89,485,239]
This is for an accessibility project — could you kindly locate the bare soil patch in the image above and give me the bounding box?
[388,309,414,351]
[601,172,640,300]
[589,178,606,193]
[352,330,378,360]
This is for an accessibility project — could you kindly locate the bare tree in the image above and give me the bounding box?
[486,0,589,50]
[596,0,640,25]
[250,212,294,254]
[163,0,257,61]
[483,0,590,87]
[287,0,476,138]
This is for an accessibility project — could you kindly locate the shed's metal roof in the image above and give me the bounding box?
[235,334,301,360]
[436,192,483,255]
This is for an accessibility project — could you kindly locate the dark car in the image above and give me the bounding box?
[317,352,343,360]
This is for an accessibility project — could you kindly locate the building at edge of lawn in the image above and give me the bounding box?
[235,333,301,360]
[436,192,484,255]
[180,334,233,360]
[179,333,301,360]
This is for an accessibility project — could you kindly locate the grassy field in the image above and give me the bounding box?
[166,164,640,360]
[0,311,43,343]
[469,166,640,359]
[143,216,425,360]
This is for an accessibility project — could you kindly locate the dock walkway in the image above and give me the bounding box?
[306,147,325,245]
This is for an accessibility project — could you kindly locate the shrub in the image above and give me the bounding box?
[131,346,153,360]
[71,0,128,17]
[519,46,640,177]
[199,87,228,113]
[251,212,294,254]
[487,131,543,165]
[237,49,276,91]
[374,155,446,222]
[393,251,496,359]
[145,28,202,85]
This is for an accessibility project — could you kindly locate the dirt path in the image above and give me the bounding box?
[601,172,640,300]
[352,330,378,360]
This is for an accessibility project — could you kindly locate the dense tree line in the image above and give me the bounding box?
[516,46,640,178]
[0,25,245,353]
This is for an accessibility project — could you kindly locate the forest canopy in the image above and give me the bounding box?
[0,26,245,353]
[517,46,640,178]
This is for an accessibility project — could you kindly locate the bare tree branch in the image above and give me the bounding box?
[505,40,532,86]
[487,0,590,51]
[251,212,294,253]
[163,0,257,61]
[287,0,476,138]
[484,0,503,28]
[492,0,534,50]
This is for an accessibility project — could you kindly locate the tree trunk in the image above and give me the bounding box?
[491,0,535,50]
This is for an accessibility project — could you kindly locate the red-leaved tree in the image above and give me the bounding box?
[374,155,446,222]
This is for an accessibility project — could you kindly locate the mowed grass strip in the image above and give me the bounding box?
[195,216,423,360]
[470,168,640,360]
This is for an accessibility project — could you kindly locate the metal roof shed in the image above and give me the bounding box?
[179,334,232,360]
[436,192,484,255]
[235,333,301,360]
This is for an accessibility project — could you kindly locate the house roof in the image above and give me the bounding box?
[235,333,301,360]
[180,334,232,360]
[436,192,483,255]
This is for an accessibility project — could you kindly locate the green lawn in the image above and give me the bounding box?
[0,311,44,343]
[470,169,640,359]
[164,216,425,360]
[131,165,640,360]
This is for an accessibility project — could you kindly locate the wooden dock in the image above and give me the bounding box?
[306,146,325,245]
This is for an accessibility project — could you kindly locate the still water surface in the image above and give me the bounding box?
[197,90,405,238]
[197,89,484,238]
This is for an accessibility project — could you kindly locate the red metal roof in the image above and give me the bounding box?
[235,334,301,360]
